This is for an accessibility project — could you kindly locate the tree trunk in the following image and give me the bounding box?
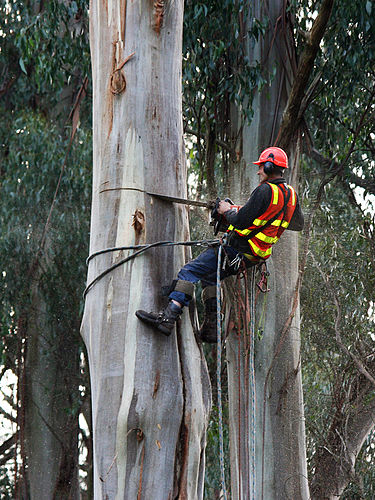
[225,2,309,498]
[310,373,375,499]
[81,1,211,498]
[25,279,80,499]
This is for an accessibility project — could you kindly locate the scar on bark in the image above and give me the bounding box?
[276,361,301,415]
[153,0,165,34]
[132,209,145,245]
[152,370,160,398]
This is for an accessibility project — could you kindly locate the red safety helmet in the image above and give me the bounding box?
[253,147,288,169]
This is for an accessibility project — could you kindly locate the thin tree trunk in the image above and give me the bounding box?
[25,279,80,499]
[81,1,211,498]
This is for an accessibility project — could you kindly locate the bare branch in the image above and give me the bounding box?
[184,127,235,155]
[276,0,335,150]
[311,254,375,387]
[0,434,16,456]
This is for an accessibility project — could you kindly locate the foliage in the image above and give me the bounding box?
[296,0,375,493]
[0,0,90,111]
[204,404,230,500]
[0,0,91,494]
[183,0,268,196]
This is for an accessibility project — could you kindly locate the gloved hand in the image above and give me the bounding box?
[209,197,233,235]
[210,197,222,222]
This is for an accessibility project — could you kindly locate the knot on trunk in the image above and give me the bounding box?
[132,210,145,235]
[110,70,126,95]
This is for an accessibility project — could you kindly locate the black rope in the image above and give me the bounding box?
[84,238,220,299]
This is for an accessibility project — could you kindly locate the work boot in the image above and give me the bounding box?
[198,286,218,343]
[136,301,182,336]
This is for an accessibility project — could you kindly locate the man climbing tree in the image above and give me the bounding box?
[136,146,304,342]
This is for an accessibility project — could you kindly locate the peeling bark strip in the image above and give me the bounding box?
[132,210,145,234]
[153,0,165,34]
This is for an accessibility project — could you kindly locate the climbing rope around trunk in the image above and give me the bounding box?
[83,238,220,298]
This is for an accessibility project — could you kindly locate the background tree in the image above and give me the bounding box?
[296,0,375,496]
[0,0,92,497]
[183,0,375,498]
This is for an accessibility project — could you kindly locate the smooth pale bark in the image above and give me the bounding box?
[225,2,309,499]
[25,281,80,499]
[81,1,211,499]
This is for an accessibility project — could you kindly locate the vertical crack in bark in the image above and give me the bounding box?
[153,0,165,34]
[152,370,160,399]
[175,321,190,499]
[121,0,127,44]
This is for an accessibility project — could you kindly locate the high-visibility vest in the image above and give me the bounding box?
[227,182,297,260]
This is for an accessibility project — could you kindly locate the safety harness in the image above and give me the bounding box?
[227,183,295,260]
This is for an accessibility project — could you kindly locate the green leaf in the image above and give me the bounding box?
[19,58,27,74]
[366,1,372,15]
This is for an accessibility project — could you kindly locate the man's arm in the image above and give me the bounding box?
[287,197,304,231]
[217,184,271,230]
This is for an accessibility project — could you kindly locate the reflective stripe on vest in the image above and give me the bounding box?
[249,240,273,258]
[227,182,297,259]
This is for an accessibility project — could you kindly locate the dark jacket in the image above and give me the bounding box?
[223,178,304,255]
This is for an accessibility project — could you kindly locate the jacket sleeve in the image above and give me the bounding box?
[222,184,271,230]
[287,196,304,231]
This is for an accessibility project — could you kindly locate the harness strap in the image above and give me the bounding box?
[245,186,291,241]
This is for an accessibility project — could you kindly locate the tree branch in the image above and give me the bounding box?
[184,127,235,156]
[276,0,335,150]
[311,254,375,387]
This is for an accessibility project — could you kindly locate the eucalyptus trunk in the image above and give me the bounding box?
[81,1,211,498]
[225,1,309,498]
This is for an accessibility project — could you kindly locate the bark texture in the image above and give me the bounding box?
[310,371,375,499]
[81,1,211,498]
[25,280,80,499]
[225,1,309,498]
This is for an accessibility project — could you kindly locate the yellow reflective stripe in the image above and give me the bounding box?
[269,219,290,227]
[229,227,251,236]
[255,232,279,244]
[253,218,268,226]
[243,253,260,262]
[270,183,279,205]
[248,240,273,258]
[287,185,296,205]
